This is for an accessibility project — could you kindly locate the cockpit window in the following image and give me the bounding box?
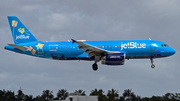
[161,44,169,47]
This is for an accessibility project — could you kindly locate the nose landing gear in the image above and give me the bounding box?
[150,58,155,68]
[151,64,155,68]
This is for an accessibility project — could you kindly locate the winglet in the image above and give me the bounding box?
[71,39,76,44]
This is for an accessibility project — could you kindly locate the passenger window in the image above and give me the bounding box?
[51,47,53,49]
[161,44,163,47]
[164,44,167,47]
[49,47,50,49]
[105,45,107,48]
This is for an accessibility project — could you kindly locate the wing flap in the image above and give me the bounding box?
[75,40,115,53]
[71,39,119,58]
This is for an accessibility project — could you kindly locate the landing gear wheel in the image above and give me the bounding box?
[92,63,98,71]
[150,58,155,68]
[151,64,155,68]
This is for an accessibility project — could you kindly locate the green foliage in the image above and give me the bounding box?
[107,89,119,101]
[56,89,68,100]
[41,89,54,101]
[123,89,136,100]
[0,89,16,101]
[90,89,107,101]
[0,88,180,101]
[16,88,24,101]
[74,89,86,96]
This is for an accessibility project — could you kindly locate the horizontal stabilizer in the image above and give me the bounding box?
[8,44,28,51]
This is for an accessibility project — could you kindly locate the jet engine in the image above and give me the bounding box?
[101,53,125,65]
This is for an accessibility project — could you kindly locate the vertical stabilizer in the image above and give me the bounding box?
[7,16,38,44]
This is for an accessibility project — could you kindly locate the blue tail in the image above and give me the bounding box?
[7,16,38,44]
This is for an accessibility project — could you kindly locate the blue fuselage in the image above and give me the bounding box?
[5,40,175,60]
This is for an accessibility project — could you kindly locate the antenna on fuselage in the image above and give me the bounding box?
[149,38,151,40]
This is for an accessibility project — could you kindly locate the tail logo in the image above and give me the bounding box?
[28,46,36,55]
[16,28,30,40]
[35,43,44,49]
[18,28,25,34]
[36,43,44,54]
[12,20,18,27]
[29,46,33,51]
[31,49,36,55]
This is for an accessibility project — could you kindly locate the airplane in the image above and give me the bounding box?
[5,16,176,71]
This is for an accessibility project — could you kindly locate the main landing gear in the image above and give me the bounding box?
[92,56,100,71]
[92,63,98,71]
[150,58,155,68]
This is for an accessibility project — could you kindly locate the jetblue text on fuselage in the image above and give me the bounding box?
[121,42,146,50]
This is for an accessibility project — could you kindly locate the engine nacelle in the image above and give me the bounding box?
[101,53,125,65]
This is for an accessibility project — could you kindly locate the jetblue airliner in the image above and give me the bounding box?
[5,16,175,71]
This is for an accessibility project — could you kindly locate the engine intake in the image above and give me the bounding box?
[101,53,125,65]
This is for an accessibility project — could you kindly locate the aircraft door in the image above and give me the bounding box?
[38,48,43,54]
[150,41,156,51]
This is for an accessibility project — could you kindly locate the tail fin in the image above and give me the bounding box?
[7,16,38,44]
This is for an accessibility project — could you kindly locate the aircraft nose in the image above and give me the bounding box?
[169,48,176,55]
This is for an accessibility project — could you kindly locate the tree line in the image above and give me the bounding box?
[0,88,180,101]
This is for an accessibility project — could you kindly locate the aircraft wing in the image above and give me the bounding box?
[8,44,28,52]
[71,39,119,58]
